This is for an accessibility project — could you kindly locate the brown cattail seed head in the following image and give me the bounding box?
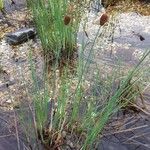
[100,13,109,26]
[64,15,71,25]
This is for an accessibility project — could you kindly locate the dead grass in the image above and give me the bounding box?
[105,1,150,16]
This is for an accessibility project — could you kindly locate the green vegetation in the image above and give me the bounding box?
[18,0,150,149]
[27,0,90,66]
[0,0,4,11]
[19,48,149,149]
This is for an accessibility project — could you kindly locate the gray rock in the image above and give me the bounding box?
[90,1,104,13]
[5,28,36,45]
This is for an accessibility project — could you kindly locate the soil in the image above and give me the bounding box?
[0,1,150,150]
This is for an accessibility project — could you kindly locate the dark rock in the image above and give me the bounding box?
[139,35,145,41]
[5,28,36,45]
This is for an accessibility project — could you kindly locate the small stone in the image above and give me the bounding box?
[62,131,67,138]
[67,140,74,148]
[69,142,74,148]
[5,28,36,45]
[6,99,12,104]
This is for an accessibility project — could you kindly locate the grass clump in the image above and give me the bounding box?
[27,0,90,67]
[17,1,150,149]
[18,46,150,149]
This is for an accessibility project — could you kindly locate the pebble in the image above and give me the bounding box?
[62,131,67,138]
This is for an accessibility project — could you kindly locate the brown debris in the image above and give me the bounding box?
[100,13,109,26]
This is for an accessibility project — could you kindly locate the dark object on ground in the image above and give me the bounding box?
[139,35,145,41]
[5,28,36,45]
[132,31,145,41]
[11,0,15,5]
